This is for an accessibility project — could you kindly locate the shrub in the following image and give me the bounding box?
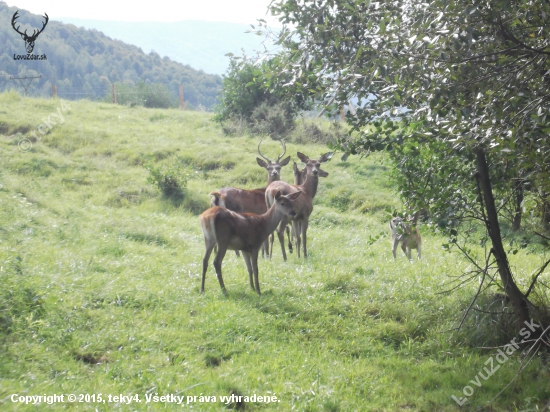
[111,82,177,109]
[144,161,188,200]
[292,120,348,145]
[214,56,311,138]
[250,101,295,138]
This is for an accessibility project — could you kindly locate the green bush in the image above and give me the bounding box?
[292,120,348,145]
[144,160,188,200]
[214,56,311,138]
[250,101,295,138]
[112,82,178,109]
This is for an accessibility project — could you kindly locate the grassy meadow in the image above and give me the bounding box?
[0,91,549,411]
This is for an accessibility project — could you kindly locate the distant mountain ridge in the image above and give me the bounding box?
[56,18,268,75]
[0,2,223,108]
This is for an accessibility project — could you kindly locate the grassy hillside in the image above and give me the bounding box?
[0,92,548,411]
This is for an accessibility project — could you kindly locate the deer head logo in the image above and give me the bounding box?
[11,11,49,54]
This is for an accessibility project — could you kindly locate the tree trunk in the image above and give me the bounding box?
[512,180,523,231]
[475,148,530,331]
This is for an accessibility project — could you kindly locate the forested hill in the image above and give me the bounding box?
[57,18,265,76]
[0,2,222,105]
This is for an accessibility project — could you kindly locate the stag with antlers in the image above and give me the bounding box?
[266,152,332,260]
[11,11,49,54]
[200,190,301,295]
[209,140,291,257]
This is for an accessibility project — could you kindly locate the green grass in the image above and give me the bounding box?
[0,92,549,411]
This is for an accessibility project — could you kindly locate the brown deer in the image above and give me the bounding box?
[209,140,290,212]
[200,190,302,295]
[293,161,307,185]
[389,211,422,261]
[266,152,332,260]
[210,140,291,257]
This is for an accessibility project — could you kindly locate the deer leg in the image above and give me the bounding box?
[235,250,240,257]
[417,243,421,260]
[392,237,399,259]
[251,249,261,296]
[265,240,269,257]
[201,241,216,293]
[213,245,228,293]
[301,220,309,258]
[401,242,411,261]
[286,225,293,254]
[292,220,301,258]
[276,218,288,261]
[276,228,287,261]
[241,251,255,291]
[268,233,274,259]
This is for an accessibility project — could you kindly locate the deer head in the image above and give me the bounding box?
[256,139,290,182]
[12,11,49,54]
[297,151,333,178]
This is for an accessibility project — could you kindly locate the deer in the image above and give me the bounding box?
[389,211,422,261]
[200,190,302,295]
[11,11,49,54]
[265,152,332,260]
[209,140,291,257]
[293,161,307,185]
[286,161,307,247]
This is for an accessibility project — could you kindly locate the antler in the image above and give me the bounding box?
[257,139,271,163]
[35,13,49,38]
[277,140,287,163]
[11,11,25,36]
[11,11,48,39]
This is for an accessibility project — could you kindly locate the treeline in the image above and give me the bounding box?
[0,2,221,109]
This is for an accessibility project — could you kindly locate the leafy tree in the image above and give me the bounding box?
[214,55,312,137]
[259,0,550,332]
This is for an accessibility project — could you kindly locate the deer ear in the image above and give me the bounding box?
[318,169,329,177]
[274,190,282,200]
[279,156,291,166]
[287,191,301,200]
[319,152,334,163]
[297,152,309,163]
[256,158,268,168]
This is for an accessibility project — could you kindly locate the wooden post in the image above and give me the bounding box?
[112,83,117,104]
[179,84,185,110]
[51,84,57,98]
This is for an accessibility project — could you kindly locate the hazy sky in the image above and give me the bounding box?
[4,0,278,25]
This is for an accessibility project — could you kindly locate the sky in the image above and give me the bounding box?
[4,0,278,25]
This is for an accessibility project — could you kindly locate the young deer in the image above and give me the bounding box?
[209,140,291,257]
[390,211,422,261]
[265,152,332,260]
[200,190,302,295]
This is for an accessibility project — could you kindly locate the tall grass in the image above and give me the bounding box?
[0,93,548,411]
